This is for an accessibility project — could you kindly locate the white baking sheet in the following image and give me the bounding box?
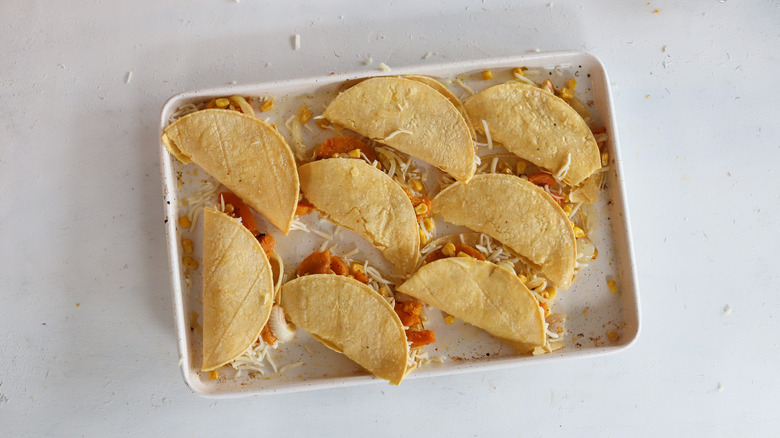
[159,51,640,398]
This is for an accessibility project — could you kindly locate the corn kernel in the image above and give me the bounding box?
[566,78,578,90]
[593,248,599,260]
[332,153,341,158]
[516,161,527,175]
[183,256,199,270]
[299,107,313,124]
[418,229,428,244]
[608,279,618,294]
[178,216,191,228]
[348,149,362,159]
[215,98,230,108]
[456,251,471,258]
[444,314,455,325]
[423,218,435,232]
[518,274,528,284]
[512,67,525,77]
[352,263,365,273]
[260,99,274,112]
[414,203,428,215]
[411,179,424,193]
[442,242,457,257]
[481,69,493,80]
[379,286,388,296]
[182,238,194,254]
[607,330,620,342]
[601,151,609,166]
[559,87,574,99]
[563,205,573,216]
[573,226,585,239]
[224,203,235,214]
[208,370,219,380]
[541,286,557,300]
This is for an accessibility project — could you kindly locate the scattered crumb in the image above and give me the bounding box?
[662,45,667,53]
[652,9,660,13]
[422,52,433,60]
[125,71,133,84]
[581,306,589,316]
[363,56,373,65]
[76,303,80,308]
[293,34,301,50]
[378,62,391,72]
[645,94,650,99]
[530,48,541,52]
[723,305,732,315]
[717,383,724,392]
[607,330,620,342]
[608,279,618,294]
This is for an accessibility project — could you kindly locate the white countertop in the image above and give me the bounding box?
[2,1,778,435]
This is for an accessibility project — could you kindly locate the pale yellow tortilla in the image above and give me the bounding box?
[403,75,477,140]
[201,208,274,371]
[280,275,408,385]
[162,109,299,234]
[464,83,600,186]
[298,159,420,274]
[569,172,604,204]
[397,257,546,353]
[323,76,475,182]
[432,174,576,288]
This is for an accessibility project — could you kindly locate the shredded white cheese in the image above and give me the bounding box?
[481,120,493,149]
[382,129,413,141]
[125,71,133,84]
[378,62,391,72]
[289,218,310,232]
[455,78,475,95]
[294,34,301,50]
[554,152,572,181]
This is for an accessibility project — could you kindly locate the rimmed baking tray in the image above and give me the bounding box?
[159,51,640,398]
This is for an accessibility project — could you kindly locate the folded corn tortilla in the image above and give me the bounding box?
[280,274,408,385]
[403,75,476,140]
[397,257,546,353]
[298,159,420,274]
[201,208,274,371]
[464,83,600,186]
[432,174,576,288]
[323,76,475,182]
[162,109,299,234]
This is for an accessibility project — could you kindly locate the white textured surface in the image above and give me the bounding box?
[1,1,778,436]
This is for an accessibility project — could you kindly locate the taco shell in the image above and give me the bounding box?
[323,76,475,181]
[162,109,299,234]
[397,257,546,353]
[464,83,600,186]
[298,159,419,274]
[201,208,274,371]
[432,174,576,288]
[280,275,408,385]
[403,75,477,140]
